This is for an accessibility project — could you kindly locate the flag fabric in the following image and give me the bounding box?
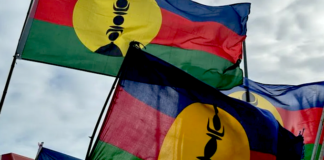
[17,0,250,89]
[36,147,81,160]
[0,153,33,160]
[89,43,304,160]
[222,78,324,160]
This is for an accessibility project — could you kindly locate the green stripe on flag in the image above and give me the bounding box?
[90,141,142,160]
[89,142,321,160]
[21,20,242,89]
[22,20,123,76]
[145,44,243,89]
[304,144,321,160]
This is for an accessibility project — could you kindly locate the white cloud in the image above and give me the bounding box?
[1,0,324,159]
[0,60,114,158]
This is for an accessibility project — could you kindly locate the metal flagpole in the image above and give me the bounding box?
[35,142,44,160]
[0,56,17,115]
[242,40,250,102]
[85,42,140,159]
[0,0,35,116]
[311,107,324,160]
[318,137,324,160]
[85,74,120,159]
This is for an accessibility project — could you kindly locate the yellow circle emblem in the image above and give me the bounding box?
[158,103,250,160]
[73,0,162,56]
[229,91,284,126]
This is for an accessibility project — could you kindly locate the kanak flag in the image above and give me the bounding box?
[17,0,250,89]
[88,43,304,160]
[222,79,324,159]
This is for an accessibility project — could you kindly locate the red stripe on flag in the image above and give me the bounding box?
[250,151,276,160]
[151,8,246,64]
[276,107,323,144]
[99,86,174,159]
[100,86,279,159]
[33,1,244,64]
[34,0,77,27]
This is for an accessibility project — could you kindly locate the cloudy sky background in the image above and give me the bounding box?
[1,0,324,159]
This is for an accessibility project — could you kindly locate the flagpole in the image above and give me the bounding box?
[242,40,250,102]
[0,56,17,115]
[311,107,324,160]
[0,0,35,116]
[85,75,120,159]
[318,137,324,160]
[85,42,140,159]
[35,142,44,160]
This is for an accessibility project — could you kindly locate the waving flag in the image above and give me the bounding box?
[36,147,81,160]
[222,78,324,160]
[89,43,303,160]
[17,0,250,89]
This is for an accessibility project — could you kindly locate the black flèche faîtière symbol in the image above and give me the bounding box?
[95,0,130,56]
[107,0,129,41]
[197,105,225,160]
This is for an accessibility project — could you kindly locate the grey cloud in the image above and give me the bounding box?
[0,59,114,158]
[1,0,324,159]
[244,0,324,85]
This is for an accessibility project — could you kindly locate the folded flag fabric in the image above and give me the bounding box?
[36,147,81,160]
[17,0,250,89]
[89,43,304,160]
[222,78,324,159]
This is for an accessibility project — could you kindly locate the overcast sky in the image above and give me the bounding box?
[1,0,324,159]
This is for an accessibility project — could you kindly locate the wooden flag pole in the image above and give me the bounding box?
[242,40,250,102]
[0,56,17,115]
[311,107,324,160]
